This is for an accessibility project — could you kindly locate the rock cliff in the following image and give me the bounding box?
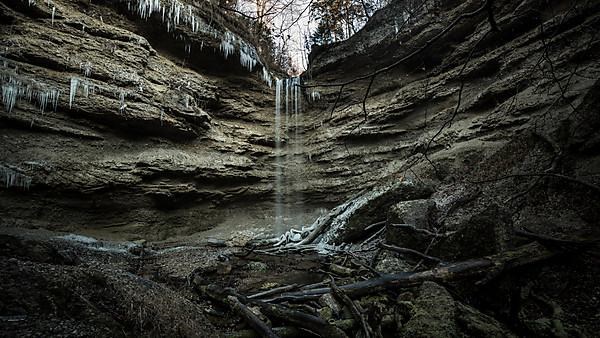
[2,0,599,245]
[1,0,284,240]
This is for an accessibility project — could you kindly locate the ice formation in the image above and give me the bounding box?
[125,0,274,86]
[220,31,235,59]
[0,165,32,190]
[69,77,79,109]
[1,69,61,115]
[310,90,321,101]
[80,61,93,77]
[239,45,257,72]
[118,91,127,112]
[262,67,273,88]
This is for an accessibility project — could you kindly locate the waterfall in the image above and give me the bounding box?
[274,79,283,230]
[273,76,302,233]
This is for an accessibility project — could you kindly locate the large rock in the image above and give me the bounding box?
[386,199,437,251]
[401,282,515,337]
[317,178,434,244]
[387,199,512,260]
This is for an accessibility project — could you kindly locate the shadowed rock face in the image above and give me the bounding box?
[0,0,288,239]
[2,0,600,244]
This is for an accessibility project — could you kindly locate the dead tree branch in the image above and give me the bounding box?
[263,242,558,302]
[227,295,281,338]
[379,242,444,264]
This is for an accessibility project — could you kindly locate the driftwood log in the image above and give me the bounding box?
[263,242,556,302]
[226,296,280,338]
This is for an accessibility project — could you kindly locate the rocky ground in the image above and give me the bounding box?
[1,221,598,337]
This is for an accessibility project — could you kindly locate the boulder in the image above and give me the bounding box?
[386,199,437,252]
[400,281,515,337]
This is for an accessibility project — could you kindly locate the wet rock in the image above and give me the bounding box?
[319,179,435,244]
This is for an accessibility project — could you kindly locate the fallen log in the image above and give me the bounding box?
[263,242,556,302]
[226,296,280,338]
[253,302,348,338]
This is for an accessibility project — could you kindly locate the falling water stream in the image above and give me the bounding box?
[274,77,302,233]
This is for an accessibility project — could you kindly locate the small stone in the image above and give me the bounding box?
[246,261,268,272]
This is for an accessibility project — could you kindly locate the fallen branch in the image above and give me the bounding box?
[254,302,348,338]
[263,242,557,302]
[515,228,600,248]
[248,284,300,300]
[379,242,444,264]
[389,223,456,238]
[330,277,374,338]
[227,296,280,338]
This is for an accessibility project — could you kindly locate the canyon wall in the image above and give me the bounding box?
[2,0,599,246]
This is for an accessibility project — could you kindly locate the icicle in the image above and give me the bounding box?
[118,91,127,112]
[220,31,235,59]
[52,6,55,25]
[2,77,18,113]
[50,89,59,111]
[80,61,92,77]
[285,78,289,130]
[0,165,32,190]
[310,90,321,101]
[69,77,78,109]
[82,81,90,98]
[38,91,48,114]
[262,67,273,88]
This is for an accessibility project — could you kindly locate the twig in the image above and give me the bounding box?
[330,277,374,338]
[248,284,300,300]
[379,242,444,264]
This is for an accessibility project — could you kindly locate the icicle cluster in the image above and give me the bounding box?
[262,67,273,88]
[127,0,218,37]
[1,70,61,115]
[220,31,236,59]
[68,77,95,109]
[0,165,32,190]
[80,61,93,77]
[125,0,273,86]
[118,90,127,112]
